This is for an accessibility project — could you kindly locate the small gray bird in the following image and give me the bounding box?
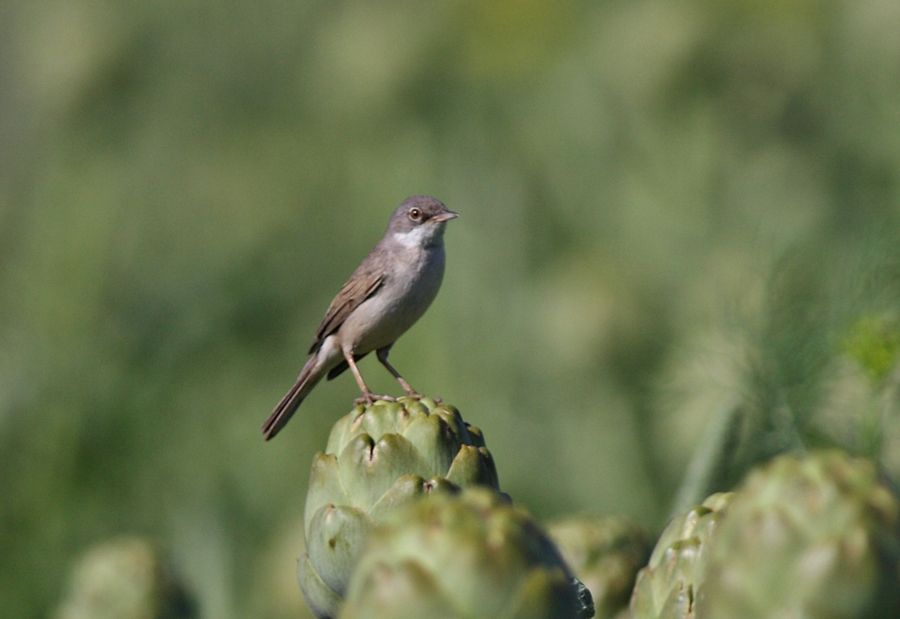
[262,195,458,440]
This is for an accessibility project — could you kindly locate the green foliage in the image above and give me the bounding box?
[338,488,594,619]
[657,238,900,506]
[300,397,500,618]
[844,314,900,384]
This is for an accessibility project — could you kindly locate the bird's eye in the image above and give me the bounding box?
[408,207,422,221]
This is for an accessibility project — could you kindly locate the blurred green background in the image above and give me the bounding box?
[2,0,899,617]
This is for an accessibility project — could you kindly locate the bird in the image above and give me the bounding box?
[262,195,458,440]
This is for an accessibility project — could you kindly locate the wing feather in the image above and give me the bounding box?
[308,262,385,354]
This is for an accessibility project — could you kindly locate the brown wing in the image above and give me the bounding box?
[308,262,385,354]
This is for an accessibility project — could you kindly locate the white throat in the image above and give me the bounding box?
[393,225,438,249]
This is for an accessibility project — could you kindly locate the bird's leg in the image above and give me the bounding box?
[342,347,395,405]
[376,346,421,398]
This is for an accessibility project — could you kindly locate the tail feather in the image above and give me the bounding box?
[262,356,323,441]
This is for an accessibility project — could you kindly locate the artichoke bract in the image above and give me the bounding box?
[548,516,649,619]
[338,488,595,619]
[697,450,900,618]
[299,397,501,619]
[630,492,733,619]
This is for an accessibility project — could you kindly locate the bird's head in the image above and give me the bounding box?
[387,195,458,248]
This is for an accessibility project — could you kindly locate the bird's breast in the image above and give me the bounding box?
[339,246,445,353]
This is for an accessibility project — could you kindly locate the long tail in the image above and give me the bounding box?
[262,355,324,441]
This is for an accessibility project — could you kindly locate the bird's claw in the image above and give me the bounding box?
[355,393,396,406]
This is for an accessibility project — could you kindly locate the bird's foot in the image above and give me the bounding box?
[355,392,396,406]
[398,392,443,405]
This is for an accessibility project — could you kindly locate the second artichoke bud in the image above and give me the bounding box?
[629,492,733,619]
[548,516,649,619]
[299,397,501,619]
[339,488,595,619]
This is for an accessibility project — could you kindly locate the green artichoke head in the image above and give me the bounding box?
[338,487,594,619]
[697,450,900,618]
[630,492,733,619]
[54,537,195,619]
[300,397,502,619]
[547,516,649,619]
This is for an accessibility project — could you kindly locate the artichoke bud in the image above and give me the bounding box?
[305,505,370,596]
[339,488,594,619]
[447,444,499,487]
[300,398,502,619]
[633,450,900,619]
[697,450,900,618]
[54,537,195,619]
[630,492,734,619]
[548,515,649,619]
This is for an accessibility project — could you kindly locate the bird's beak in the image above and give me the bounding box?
[431,210,459,223]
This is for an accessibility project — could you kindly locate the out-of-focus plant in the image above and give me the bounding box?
[844,314,900,385]
[547,515,649,619]
[658,236,900,510]
[633,450,900,618]
[338,488,594,619]
[54,537,196,619]
[630,493,733,619]
[698,450,900,618]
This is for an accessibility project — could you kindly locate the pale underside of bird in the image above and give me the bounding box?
[262,195,458,440]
